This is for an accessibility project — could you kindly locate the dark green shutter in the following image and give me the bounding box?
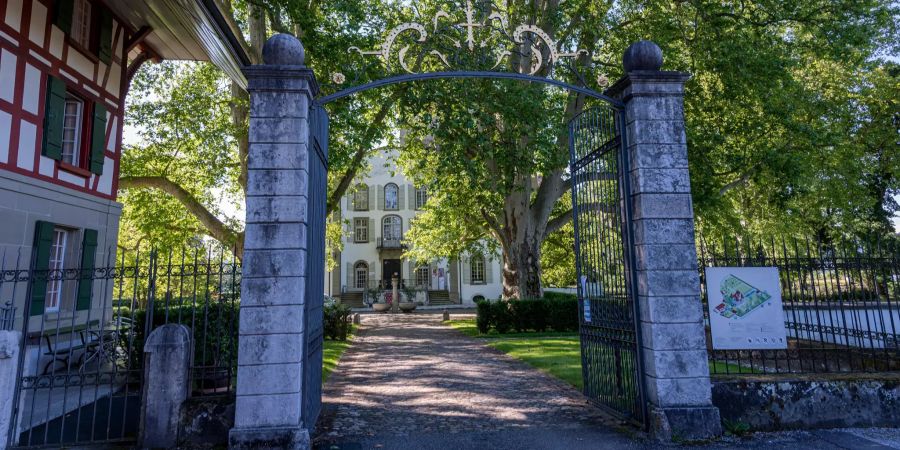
[97,7,113,64]
[53,0,74,35]
[30,222,55,316]
[76,229,98,311]
[42,76,66,160]
[89,104,107,175]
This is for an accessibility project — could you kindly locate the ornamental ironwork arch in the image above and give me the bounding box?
[315,0,619,107]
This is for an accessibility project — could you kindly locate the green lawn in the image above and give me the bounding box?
[487,337,584,389]
[322,325,355,382]
[449,319,758,387]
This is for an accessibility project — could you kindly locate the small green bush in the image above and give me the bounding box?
[544,291,577,302]
[474,296,578,333]
[475,299,493,334]
[492,301,513,334]
[324,302,352,341]
[547,298,578,331]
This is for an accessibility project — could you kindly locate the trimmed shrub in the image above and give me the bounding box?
[475,299,492,334]
[492,300,513,334]
[324,302,352,341]
[547,298,578,331]
[544,291,577,302]
[474,296,578,333]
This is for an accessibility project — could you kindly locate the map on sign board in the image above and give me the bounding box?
[705,267,787,350]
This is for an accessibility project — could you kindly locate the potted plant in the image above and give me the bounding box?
[399,286,417,313]
[372,291,392,312]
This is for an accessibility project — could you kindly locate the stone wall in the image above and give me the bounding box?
[712,375,900,430]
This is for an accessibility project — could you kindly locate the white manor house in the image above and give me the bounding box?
[327,150,503,308]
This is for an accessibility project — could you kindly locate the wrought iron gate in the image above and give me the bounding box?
[302,103,328,428]
[568,105,646,426]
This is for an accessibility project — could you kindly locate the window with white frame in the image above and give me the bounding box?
[353,218,368,243]
[355,262,368,289]
[415,266,429,287]
[45,229,69,312]
[71,0,92,48]
[470,257,485,284]
[382,215,402,241]
[353,184,369,210]
[384,183,399,210]
[61,94,84,166]
[415,187,427,209]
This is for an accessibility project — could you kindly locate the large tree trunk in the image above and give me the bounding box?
[501,234,544,299]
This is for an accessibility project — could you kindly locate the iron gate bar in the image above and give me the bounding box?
[568,105,647,427]
[315,70,626,107]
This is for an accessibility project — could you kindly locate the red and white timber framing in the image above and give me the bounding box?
[0,0,131,200]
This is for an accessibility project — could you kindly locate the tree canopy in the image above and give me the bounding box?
[119,0,899,291]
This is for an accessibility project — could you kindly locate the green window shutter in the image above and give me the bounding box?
[368,218,375,242]
[462,258,471,285]
[76,229,98,310]
[30,221,55,316]
[42,76,66,160]
[376,185,384,210]
[53,0,74,34]
[368,187,375,211]
[89,104,107,175]
[345,263,353,288]
[97,7,113,64]
[485,258,493,284]
[398,185,405,210]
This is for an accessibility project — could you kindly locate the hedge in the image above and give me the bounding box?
[474,297,578,334]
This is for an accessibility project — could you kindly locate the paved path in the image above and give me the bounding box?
[314,313,900,450]
[314,313,636,449]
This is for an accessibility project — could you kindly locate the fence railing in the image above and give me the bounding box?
[699,235,899,375]
[0,244,240,396]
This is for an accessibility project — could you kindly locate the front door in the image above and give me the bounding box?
[382,259,401,289]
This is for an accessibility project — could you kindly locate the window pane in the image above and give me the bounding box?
[354,218,368,242]
[71,0,92,47]
[61,95,83,165]
[354,186,368,210]
[46,229,67,311]
[385,184,398,209]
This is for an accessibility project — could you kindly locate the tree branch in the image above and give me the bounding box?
[543,202,617,239]
[118,176,244,257]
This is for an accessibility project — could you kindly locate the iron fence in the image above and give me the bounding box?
[0,244,239,448]
[699,235,900,375]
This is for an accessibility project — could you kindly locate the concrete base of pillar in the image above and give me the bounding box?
[649,406,722,442]
[228,426,310,450]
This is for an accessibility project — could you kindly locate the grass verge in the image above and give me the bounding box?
[322,325,356,382]
[449,319,760,385]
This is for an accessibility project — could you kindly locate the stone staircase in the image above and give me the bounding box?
[340,292,366,309]
[428,290,454,306]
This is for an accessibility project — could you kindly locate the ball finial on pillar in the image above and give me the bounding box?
[622,40,663,72]
[262,33,305,66]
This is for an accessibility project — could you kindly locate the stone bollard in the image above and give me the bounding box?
[442,309,450,322]
[353,313,361,325]
[140,324,192,449]
[0,331,22,449]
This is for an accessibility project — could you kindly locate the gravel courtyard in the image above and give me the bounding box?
[313,313,900,450]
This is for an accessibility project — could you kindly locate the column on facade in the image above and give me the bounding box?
[606,41,721,440]
[229,34,317,449]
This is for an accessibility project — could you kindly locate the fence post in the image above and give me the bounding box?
[0,330,22,449]
[140,324,192,449]
[229,33,318,450]
[606,40,721,440]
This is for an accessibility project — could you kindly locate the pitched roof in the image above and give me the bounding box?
[106,0,251,87]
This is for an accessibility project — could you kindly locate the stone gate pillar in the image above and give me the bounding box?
[606,41,722,440]
[230,34,318,450]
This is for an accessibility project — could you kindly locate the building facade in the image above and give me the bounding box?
[328,150,504,307]
[0,2,247,443]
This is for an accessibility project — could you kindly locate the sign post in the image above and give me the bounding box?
[705,267,787,350]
